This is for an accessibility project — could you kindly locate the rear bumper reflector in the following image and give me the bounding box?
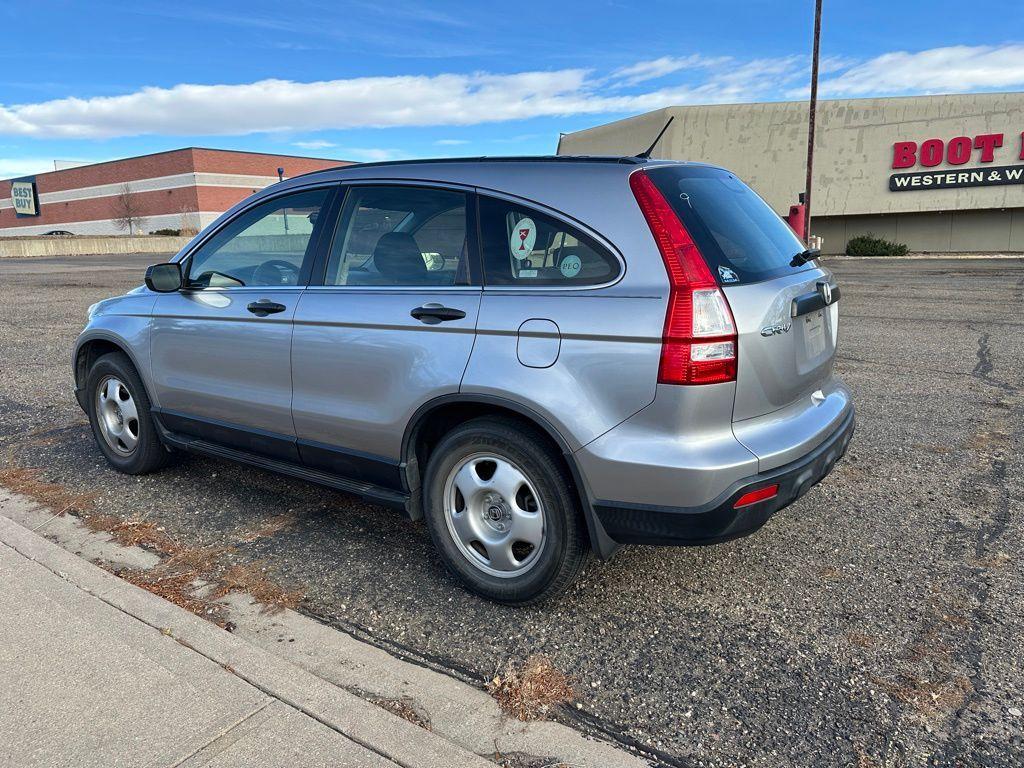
[733,484,779,508]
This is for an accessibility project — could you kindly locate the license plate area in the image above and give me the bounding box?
[804,310,826,359]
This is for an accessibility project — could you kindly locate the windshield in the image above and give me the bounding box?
[645,165,811,284]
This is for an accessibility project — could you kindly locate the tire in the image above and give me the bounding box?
[86,351,172,475]
[422,416,588,604]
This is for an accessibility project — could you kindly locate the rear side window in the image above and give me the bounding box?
[478,195,619,287]
[324,185,469,287]
[645,165,809,284]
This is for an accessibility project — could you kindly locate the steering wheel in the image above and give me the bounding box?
[253,258,301,286]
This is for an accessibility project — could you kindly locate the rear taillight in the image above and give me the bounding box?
[629,171,737,385]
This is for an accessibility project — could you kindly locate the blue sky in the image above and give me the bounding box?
[1,0,1023,177]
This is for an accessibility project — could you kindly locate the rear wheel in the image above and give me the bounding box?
[86,352,172,475]
[423,417,587,604]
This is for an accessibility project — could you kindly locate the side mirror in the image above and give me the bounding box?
[145,262,183,293]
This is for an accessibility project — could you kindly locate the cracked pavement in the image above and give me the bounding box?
[0,253,1022,767]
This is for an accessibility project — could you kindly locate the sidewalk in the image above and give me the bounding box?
[0,490,648,768]
[0,512,491,768]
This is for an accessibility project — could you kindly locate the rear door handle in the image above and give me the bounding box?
[410,303,467,324]
[247,300,287,317]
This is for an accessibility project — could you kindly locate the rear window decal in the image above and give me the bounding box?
[509,217,536,260]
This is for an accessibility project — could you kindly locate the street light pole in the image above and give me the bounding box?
[277,167,289,233]
[804,0,823,243]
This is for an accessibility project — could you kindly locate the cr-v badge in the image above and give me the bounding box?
[760,322,792,337]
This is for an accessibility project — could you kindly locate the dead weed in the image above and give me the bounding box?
[238,512,299,542]
[82,513,181,555]
[117,567,231,628]
[847,632,877,649]
[210,561,305,613]
[371,697,431,730]
[0,465,96,515]
[873,673,973,718]
[487,655,575,721]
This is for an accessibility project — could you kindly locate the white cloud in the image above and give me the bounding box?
[2,46,1018,142]
[0,64,805,140]
[0,157,59,178]
[435,138,469,145]
[338,147,408,162]
[611,55,729,86]
[818,44,1024,96]
[292,139,337,149]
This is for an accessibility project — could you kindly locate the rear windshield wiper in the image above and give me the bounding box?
[790,248,820,267]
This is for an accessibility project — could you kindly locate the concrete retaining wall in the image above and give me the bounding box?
[0,235,192,259]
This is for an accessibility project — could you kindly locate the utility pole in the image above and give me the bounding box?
[804,0,823,243]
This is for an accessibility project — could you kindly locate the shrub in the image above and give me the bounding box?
[845,233,908,257]
[149,228,181,236]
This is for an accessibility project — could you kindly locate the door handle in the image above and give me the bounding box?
[247,300,287,317]
[410,303,467,324]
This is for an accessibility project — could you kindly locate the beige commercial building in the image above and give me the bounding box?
[557,92,1024,254]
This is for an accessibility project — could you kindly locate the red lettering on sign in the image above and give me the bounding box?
[946,136,972,165]
[892,141,917,169]
[973,133,1003,162]
[919,139,943,167]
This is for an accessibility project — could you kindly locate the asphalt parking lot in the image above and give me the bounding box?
[1,253,1021,767]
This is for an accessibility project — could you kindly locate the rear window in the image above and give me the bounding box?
[645,165,810,284]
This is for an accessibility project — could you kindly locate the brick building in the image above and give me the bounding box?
[1,148,350,236]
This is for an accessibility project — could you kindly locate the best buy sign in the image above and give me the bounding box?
[11,180,38,215]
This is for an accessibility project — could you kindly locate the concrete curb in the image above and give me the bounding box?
[221,593,649,767]
[0,500,492,768]
[0,488,650,768]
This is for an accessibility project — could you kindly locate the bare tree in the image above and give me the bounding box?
[110,183,147,236]
[177,205,200,238]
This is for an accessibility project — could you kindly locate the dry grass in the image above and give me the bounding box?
[371,697,431,730]
[487,655,575,721]
[491,752,568,768]
[847,631,877,649]
[913,442,952,455]
[115,544,234,627]
[238,512,299,543]
[210,561,304,613]
[0,455,303,624]
[972,551,1011,569]
[82,513,182,555]
[117,567,231,628]
[0,466,97,515]
[873,673,973,718]
[818,566,842,581]
[965,429,1010,452]
[856,747,880,768]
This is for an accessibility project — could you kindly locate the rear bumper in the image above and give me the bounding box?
[592,407,854,546]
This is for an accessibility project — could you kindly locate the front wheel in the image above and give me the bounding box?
[86,352,172,475]
[423,417,588,604]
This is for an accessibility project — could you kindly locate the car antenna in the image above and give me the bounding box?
[635,116,674,159]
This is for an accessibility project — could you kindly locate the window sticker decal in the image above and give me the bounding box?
[559,254,582,277]
[718,265,739,283]
[509,217,536,260]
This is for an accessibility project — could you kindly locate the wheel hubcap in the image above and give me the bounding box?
[95,376,140,456]
[443,453,545,578]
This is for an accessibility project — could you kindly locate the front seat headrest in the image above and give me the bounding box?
[373,232,427,283]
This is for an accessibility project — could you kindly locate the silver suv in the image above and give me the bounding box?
[74,157,854,603]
